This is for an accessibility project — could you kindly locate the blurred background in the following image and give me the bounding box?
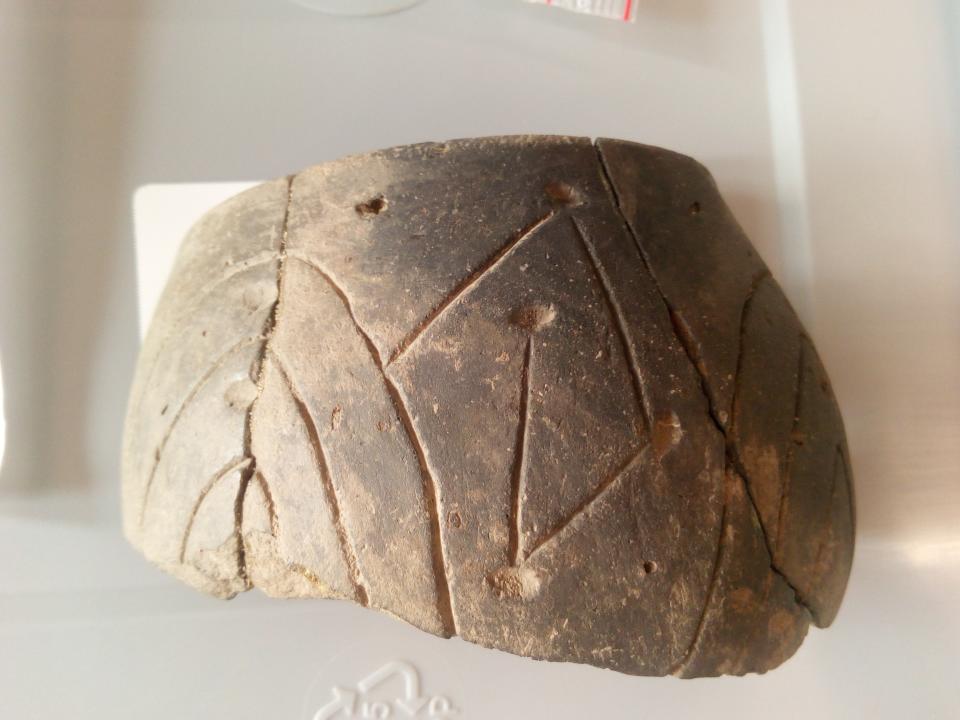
[1,1,958,718]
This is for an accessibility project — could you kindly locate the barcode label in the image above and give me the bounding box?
[526,0,636,22]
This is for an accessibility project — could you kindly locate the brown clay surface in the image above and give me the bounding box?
[122,136,854,677]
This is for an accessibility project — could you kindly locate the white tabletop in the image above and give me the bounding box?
[1,1,958,718]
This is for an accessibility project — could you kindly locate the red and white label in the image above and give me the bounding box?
[528,0,635,22]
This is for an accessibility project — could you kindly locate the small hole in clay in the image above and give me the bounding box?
[544,181,578,206]
[487,565,542,600]
[355,195,387,216]
[689,201,702,215]
[224,379,258,410]
[448,511,462,529]
[160,404,169,416]
[643,561,658,574]
[510,304,557,332]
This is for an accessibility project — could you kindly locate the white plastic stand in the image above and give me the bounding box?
[2,2,957,718]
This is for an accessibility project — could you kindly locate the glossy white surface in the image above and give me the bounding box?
[289,0,425,16]
[1,1,958,717]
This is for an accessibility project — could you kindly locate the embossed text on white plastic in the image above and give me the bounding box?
[313,660,458,719]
